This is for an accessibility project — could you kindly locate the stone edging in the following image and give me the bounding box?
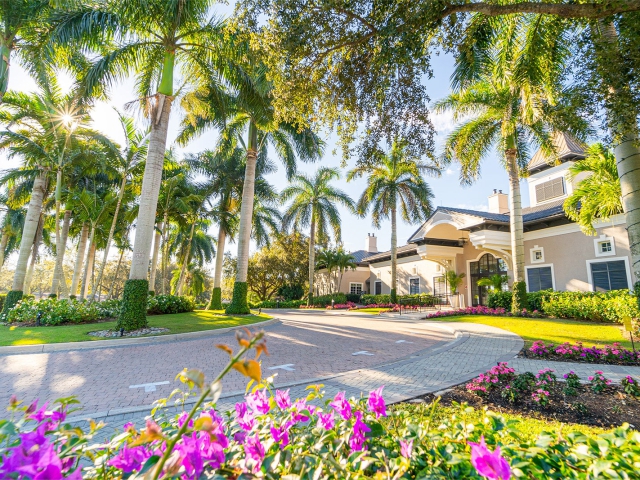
[0,317,280,356]
[65,321,467,423]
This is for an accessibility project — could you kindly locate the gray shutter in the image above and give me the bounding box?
[590,261,628,291]
[527,267,553,292]
[535,177,566,202]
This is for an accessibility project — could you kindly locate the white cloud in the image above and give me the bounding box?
[445,167,456,176]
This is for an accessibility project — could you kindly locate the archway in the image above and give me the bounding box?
[469,253,508,306]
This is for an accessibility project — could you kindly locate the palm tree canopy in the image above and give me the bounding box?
[282,167,355,244]
[348,141,436,228]
[564,143,623,235]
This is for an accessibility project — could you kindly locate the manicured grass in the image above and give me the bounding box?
[430,315,634,349]
[0,310,272,347]
[390,403,608,441]
[354,308,392,314]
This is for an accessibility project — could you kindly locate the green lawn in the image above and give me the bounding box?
[0,310,272,347]
[355,307,392,314]
[390,403,608,441]
[431,315,634,349]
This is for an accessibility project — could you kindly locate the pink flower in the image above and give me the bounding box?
[468,436,511,480]
[291,398,315,422]
[317,412,335,430]
[270,421,293,448]
[367,386,387,419]
[108,444,151,473]
[349,411,371,452]
[235,402,255,431]
[275,389,291,409]
[246,389,270,415]
[244,434,265,470]
[330,392,352,420]
[400,439,413,458]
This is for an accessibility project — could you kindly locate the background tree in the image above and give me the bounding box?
[564,143,622,235]
[282,167,354,305]
[348,141,435,303]
[335,248,357,293]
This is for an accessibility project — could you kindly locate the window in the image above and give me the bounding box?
[349,283,363,295]
[535,177,565,203]
[409,278,420,295]
[434,276,446,295]
[530,246,544,264]
[527,266,553,292]
[591,261,628,291]
[594,235,616,257]
[599,241,612,253]
[374,280,382,295]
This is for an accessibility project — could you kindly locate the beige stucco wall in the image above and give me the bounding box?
[368,255,442,295]
[315,266,370,295]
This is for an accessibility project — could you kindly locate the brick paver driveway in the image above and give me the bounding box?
[0,310,453,419]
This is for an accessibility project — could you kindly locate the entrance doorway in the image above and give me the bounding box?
[469,253,508,306]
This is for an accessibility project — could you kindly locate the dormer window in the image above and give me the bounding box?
[535,177,565,203]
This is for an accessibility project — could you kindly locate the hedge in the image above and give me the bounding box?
[361,293,437,306]
[487,289,639,325]
[311,293,346,307]
[249,299,305,309]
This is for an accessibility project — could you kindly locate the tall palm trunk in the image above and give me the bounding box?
[24,214,44,294]
[119,81,174,329]
[70,222,89,296]
[175,222,196,296]
[226,122,258,314]
[307,215,316,306]
[148,221,163,294]
[161,219,169,295]
[2,171,46,312]
[0,42,10,103]
[505,147,527,310]
[208,225,226,309]
[390,199,398,303]
[51,210,71,296]
[109,247,126,299]
[91,175,127,302]
[0,232,8,273]
[80,226,96,300]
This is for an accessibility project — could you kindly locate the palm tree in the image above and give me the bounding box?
[168,222,215,296]
[315,248,338,294]
[348,141,435,303]
[335,249,357,293]
[477,274,509,291]
[179,64,324,314]
[0,193,25,273]
[282,167,355,305]
[439,14,582,311]
[53,0,239,329]
[564,143,623,235]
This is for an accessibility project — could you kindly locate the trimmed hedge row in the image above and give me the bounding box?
[361,293,437,306]
[249,299,306,309]
[487,289,639,325]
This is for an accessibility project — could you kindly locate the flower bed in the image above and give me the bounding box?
[527,340,640,365]
[3,335,640,478]
[424,305,542,319]
[326,301,357,310]
[460,363,640,428]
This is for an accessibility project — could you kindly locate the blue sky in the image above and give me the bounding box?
[2,13,532,259]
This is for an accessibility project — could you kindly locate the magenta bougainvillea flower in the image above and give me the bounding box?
[244,433,265,470]
[317,412,335,430]
[468,436,511,480]
[400,439,413,459]
[291,399,315,422]
[246,389,271,415]
[270,421,293,449]
[367,386,387,419]
[108,444,151,473]
[349,411,371,452]
[235,402,255,431]
[275,389,291,409]
[330,392,352,420]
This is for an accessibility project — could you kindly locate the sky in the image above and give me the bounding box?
[1,7,533,262]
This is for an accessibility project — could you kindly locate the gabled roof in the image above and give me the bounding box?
[349,249,371,264]
[528,132,586,173]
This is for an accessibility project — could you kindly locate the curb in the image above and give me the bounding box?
[0,317,280,356]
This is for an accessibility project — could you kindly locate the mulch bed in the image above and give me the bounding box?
[518,348,640,366]
[412,383,640,429]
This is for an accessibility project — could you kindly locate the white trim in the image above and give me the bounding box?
[408,276,420,294]
[530,245,545,264]
[594,234,616,257]
[349,282,363,295]
[524,214,626,241]
[586,256,632,292]
[524,264,556,292]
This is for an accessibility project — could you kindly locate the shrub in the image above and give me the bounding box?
[511,281,527,312]
[487,290,512,310]
[208,287,223,310]
[277,283,304,301]
[0,293,5,313]
[589,370,612,393]
[249,299,305,309]
[226,282,250,314]
[117,279,149,331]
[147,294,195,315]
[327,301,356,310]
[345,293,361,303]
[96,299,122,318]
[1,290,23,315]
[361,293,392,305]
[622,376,640,396]
[5,298,101,326]
[528,340,640,365]
[312,293,346,307]
[466,362,515,396]
[541,289,639,324]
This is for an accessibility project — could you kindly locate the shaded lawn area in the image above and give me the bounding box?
[0,310,272,347]
[430,315,634,349]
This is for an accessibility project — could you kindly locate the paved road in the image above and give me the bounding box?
[0,310,452,419]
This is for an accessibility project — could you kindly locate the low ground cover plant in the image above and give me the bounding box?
[249,299,305,309]
[528,340,640,365]
[2,295,195,326]
[425,306,542,319]
[2,333,640,479]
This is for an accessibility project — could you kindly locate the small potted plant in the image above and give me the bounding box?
[445,270,466,308]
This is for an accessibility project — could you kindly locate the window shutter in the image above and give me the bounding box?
[535,177,566,203]
[590,261,629,291]
[527,267,553,292]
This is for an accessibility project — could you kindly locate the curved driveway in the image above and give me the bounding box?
[0,310,454,418]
